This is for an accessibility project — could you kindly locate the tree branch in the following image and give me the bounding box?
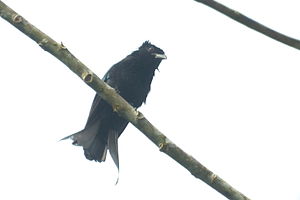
[0,1,250,200]
[194,0,300,50]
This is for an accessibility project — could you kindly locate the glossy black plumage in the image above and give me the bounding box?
[62,41,166,169]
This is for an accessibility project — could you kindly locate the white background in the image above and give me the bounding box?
[1,0,300,199]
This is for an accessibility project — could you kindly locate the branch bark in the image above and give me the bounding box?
[0,1,250,200]
[194,0,300,50]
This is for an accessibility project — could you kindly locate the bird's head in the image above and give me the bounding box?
[128,41,166,72]
[139,41,167,60]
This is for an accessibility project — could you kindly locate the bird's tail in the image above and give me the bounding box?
[60,129,108,162]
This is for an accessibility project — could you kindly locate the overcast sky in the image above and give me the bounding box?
[1,0,300,200]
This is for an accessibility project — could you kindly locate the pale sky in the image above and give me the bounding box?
[1,1,300,200]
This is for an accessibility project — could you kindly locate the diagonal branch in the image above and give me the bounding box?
[194,0,300,50]
[0,1,250,200]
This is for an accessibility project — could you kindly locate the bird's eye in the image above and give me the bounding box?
[147,47,154,52]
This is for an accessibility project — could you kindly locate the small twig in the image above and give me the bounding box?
[194,0,300,50]
[0,1,250,200]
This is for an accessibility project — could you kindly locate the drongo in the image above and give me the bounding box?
[62,41,166,170]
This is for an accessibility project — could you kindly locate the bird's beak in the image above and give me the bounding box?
[152,53,167,59]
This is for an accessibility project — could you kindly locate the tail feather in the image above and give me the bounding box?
[83,132,108,162]
[61,128,108,162]
[108,130,119,170]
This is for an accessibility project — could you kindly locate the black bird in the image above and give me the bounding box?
[62,41,166,170]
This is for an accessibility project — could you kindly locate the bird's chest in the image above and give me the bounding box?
[117,72,152,107]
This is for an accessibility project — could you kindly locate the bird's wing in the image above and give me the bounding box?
[84,56,137,127]
[84,94,103,128]
[84,71,116,128]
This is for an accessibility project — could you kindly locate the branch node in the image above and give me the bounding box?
[60,42,67,50]
[137,111,145,120]
[82,71,93,83]
[113,104,120,112]
[159,142,165,151]
[234,10,240,15]
[38,38,48,47]
[210,173,218,183]
[159,138,172,151]
[12,14,22,23]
